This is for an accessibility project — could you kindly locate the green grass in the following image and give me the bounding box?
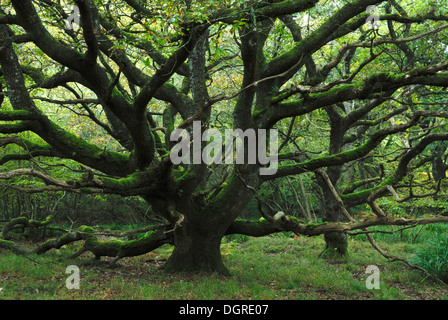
[0,230,448,300]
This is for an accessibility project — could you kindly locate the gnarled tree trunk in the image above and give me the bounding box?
[164,221,230,275]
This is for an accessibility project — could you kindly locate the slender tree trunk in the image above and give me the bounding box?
[317,106,350,257]
[318,181,348,257]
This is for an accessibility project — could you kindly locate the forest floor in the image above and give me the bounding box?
[0,229,447,300]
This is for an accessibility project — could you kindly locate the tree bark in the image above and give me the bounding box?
[163,217,230,275]
[162,170,257,275]
[322,232,348,257]
[316,107,349,257]
[318,183,348,257]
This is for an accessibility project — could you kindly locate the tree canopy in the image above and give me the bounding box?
[2,0,448,275]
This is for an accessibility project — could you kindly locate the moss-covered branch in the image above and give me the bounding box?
[226,214,448,238]
[2,215,52,240]
[262,62,448,129]
[262,0,384,78]
[0,110,36,121]
[0,135,58,165]
[341,132,448,204]
[0,220,171,262]
[0,22,135,177]
[266,111,448,180]
[78,227,170,261]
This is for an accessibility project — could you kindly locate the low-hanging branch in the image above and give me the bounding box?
[0,167,164,197]
[226,213,448,238]
[0,216,172,262]
[233,165,448,279]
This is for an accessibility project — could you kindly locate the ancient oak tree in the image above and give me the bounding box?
[1,0,448,274]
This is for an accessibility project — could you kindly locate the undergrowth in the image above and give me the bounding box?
[0,225,448,300]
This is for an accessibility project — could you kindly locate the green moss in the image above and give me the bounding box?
[77,229,165,259]
[0,239,16,250]
[48,121,129,165]
[101,171,149,190]
[305,220,328,228]
[206,173,242,211]
[252,108,266,118]
[121,230,158,249]
[0,122,29,132]
[0,110,33,120]
[77,225,95,233]
[28,215,52,226]
[312,83,360,100]
[175,167,196,184]
[288,216,306,225]
[342,176,394,202]
[98,239,123,250]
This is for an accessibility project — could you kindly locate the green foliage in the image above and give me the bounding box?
[411,230,448,283]
[0,190,152,228]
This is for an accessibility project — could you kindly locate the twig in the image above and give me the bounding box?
[164,213,184,234]
[235,170,278,223]
[177,55,304,130]
[347,224,418,235]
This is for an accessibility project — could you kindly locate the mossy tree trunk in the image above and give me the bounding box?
[318,185,349,257]
[163,217,230,275]
[315,106,349,257]
[322,232,348,257]
[161,170,257,275]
